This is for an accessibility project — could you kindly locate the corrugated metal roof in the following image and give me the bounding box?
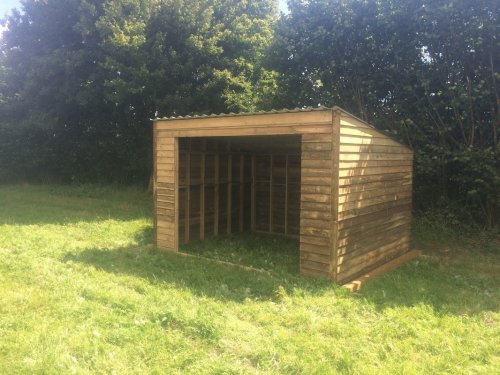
[153,105,334,121]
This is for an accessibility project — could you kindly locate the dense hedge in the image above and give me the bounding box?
[0,0,498,227]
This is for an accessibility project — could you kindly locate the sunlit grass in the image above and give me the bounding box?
[0,184,498,373]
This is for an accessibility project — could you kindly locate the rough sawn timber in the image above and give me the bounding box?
[153,107,417,284]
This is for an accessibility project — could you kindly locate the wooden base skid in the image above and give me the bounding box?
[342,250,421,292]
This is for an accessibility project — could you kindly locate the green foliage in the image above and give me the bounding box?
[0,0,498,227]
[269,0,499,227]
[0,0,277,184]
[0,185,499,373]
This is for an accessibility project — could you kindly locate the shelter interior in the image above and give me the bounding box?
[178,135,303,244]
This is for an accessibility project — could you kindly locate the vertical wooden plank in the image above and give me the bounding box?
[239,154,244,232]
[174,137,179,250]
[269,154,273,232]
[200,139,206,240]
[153,123,158,248]
[184,140,191,244]
[251,154,256,231]
[330,109,341,281]
[285,154,289,235]
[227,152,232,234]
[214,145,220,236]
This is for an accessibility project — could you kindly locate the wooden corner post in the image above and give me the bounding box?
[330,109,341,281]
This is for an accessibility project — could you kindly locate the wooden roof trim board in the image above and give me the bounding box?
[153,106,412,152]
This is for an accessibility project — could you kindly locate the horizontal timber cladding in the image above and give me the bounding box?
[335,113,413,284]
[300,131,335,279]
[154,136,178,251]
[153,107,415,284]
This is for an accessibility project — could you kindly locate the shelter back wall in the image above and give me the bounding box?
[177,137,302,243]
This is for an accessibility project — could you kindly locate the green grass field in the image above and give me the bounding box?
[0,185,498,374]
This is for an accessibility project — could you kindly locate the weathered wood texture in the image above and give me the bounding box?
[300,132,334,279]
[335,114,413,283]
[154,136,178,251]
[153,108,415,284]
[254,153,301,236]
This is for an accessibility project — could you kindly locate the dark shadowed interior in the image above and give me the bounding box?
[178,135,302,244]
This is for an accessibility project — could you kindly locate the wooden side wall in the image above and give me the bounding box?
[154,135,178,251]
[335,114,413,283]
[299,133,335,279]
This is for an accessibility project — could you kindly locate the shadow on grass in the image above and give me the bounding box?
[357,250,500,316]
[134,225,154,246]
[179,232,301,275]
[64,244,335,303]
[65,231,500,313]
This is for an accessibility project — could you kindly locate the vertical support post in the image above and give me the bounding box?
[174,137,179,250]
[269,154,273,232]
[227,151,232,234]
[239,154,244,232]
[214,143,220,236]
[330,109,341,281]
[184,139,191,244]
[153,123,158,247]
[285,154,289,236]
[251,154,256,231]
[200,139,206,240]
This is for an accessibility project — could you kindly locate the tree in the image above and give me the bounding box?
[0,0,277,183]
[269,0,499,227]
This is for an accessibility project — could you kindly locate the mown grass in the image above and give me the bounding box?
[0,184,499,374]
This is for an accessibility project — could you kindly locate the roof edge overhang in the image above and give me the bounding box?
[153,106,413,152]
[153,106,333,122]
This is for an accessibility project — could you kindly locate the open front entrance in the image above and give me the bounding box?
[153,109,337,279]
[177,135,302,244]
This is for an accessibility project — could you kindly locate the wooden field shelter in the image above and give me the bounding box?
[153,107,417,284]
